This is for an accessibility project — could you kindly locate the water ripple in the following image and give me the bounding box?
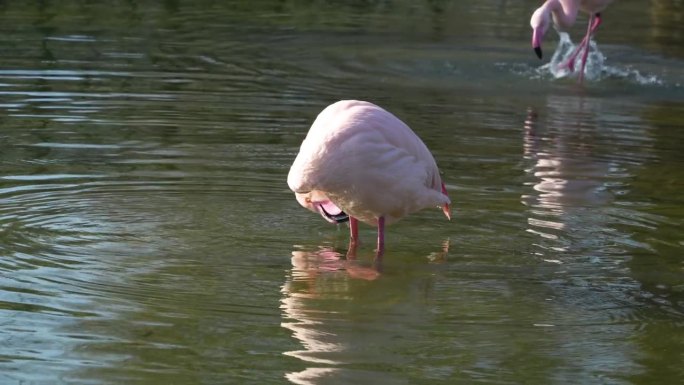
[0,2,682,383]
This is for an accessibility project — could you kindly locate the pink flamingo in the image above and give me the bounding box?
[530,0,615,82]
[287,100,451,258]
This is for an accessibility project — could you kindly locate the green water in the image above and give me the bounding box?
[0,1,683,384]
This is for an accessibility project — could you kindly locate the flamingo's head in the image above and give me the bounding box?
[294,191,349,224]
[530,6,552,59]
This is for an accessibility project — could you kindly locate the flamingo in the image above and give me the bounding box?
[530,0,615,82]
[287,100,451,258]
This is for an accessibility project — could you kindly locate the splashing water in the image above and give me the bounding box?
[542,32,604,80]
[527,32,664,85]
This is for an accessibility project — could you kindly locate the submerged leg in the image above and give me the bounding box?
[376,216,385,257]
[349,217,359,245]
[372,216,386,272]
[346,217,359,259]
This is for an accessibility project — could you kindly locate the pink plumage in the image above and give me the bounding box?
[287,100,450,255]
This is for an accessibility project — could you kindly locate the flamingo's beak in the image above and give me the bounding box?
[532,28,543,59]
[442,204,451,221]
[441,182,451,220]
[315,201,349,224]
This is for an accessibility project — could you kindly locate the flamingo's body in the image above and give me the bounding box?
[287,100,450,256]
[530,0,615,81]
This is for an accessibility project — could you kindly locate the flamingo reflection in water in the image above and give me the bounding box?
[280,240,449,384]
[521,93,653,258]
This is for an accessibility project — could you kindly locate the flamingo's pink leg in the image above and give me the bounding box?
[376,216,385,256]
[561,13,602,77]
[346,217,359,259]
[563,35,589,73]
[349,217,359,245]
[577,13,602,82]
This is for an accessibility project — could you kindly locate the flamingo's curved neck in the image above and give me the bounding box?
[542,0,579,30]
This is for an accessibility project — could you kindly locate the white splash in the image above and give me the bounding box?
[532,32,663,85]
[542,32,604,81]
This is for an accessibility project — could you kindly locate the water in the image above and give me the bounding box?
[1,1,683,384]
[536,32,663,84]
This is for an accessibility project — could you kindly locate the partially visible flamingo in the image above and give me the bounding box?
[287,100,451,258]
[530,0,615,82]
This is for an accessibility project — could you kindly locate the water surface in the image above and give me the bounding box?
[1,1,683,384]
